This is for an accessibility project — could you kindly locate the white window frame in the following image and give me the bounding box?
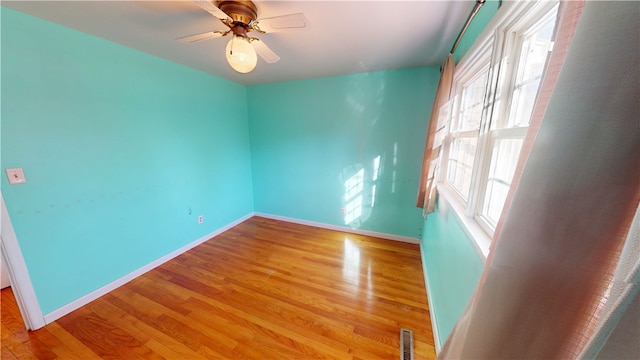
[437,0,560,259]
[442,40,493,207]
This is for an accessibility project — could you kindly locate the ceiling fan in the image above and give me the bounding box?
[178,0,308,74]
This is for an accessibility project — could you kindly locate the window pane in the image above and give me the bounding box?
[506,15,557,128]
[509,79,542,128]
[434,100,453,147]
[489,58,507,131]
[447,95,459,133]
[482,139,523,226]
[447,137,477,199]
[457,70,489,131]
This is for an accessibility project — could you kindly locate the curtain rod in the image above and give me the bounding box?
[450,0,487,55]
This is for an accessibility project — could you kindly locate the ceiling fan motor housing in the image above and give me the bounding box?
[217,1,258,25]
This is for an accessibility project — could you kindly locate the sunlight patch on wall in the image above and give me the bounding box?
[344,195,363,225]
[344,168,364,203]
[341,156,382,228]
[344,168,364,225]
[373,155,381,181]
[371,185,377,208]
[393,143,398,166]
[371,155,381,208]
[392,143,398,193]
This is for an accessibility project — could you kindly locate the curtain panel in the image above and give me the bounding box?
[416,54,454,213]
[440,0,640,358]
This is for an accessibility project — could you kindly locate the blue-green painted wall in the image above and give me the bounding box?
[1,8,254,314]
[421,204,484,346]
[453,0,501,64]
[421,0,500,348]
[247,68,440,239]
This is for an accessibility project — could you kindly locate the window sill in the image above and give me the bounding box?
[436,184,492,262]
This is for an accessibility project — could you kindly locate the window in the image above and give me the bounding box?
[446,68,489,199]
[481,138,522,225]
[439,1,560,239]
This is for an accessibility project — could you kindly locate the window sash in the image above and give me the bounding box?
[476,132,525,233]
[447,136,478,200]
[441,1,559,236]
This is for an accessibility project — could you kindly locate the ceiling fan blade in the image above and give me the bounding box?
[254,13,308,33]
[193,0,230,21]
[252,39,280,64]
[176,31,223,44]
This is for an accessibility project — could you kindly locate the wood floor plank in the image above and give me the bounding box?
[105,291,238,355]
[1,346,19,360]
[56,307,158,360]
[90,299,208,360]
[39,322,102,359]
[1,216,436,359]
[182,293,352,360]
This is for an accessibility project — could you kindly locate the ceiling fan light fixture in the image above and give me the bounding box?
[225,35,257,73]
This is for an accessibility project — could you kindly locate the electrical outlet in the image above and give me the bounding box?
[6,168,26,184]
[198,215,204,224]
[340,208,346,215]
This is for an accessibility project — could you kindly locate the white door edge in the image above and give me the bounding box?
[1,193,46,330]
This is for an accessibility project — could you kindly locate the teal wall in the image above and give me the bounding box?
[453,0,500,64]
[247,68,440,239]
[420,203,484,346]
[1,8,254,314]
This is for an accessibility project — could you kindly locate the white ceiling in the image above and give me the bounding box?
[2,1,475,85]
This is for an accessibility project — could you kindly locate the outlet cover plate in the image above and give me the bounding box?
[6,168,26,184]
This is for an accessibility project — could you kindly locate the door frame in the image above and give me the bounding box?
[1,193,45,330]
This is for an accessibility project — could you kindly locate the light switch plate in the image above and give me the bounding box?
[6,168,26,184]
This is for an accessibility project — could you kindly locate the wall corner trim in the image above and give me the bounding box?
[253,212,420,244]
[42,213,254,324]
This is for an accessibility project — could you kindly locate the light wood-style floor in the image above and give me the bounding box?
[1,216,435,359]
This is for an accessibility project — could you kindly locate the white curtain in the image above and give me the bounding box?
[579,202,640,358]
[440,1,640,358]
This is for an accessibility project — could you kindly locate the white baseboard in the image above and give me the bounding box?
[42,213,253,324]
[253,212,420,244]
[420,243,443,354]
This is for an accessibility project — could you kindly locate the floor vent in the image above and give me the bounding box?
[400,328,414,360]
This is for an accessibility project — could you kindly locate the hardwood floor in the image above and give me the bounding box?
[1,216,435,359]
